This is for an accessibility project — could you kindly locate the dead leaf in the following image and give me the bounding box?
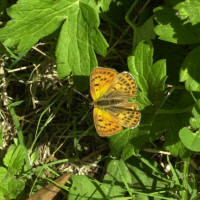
[27,172,73,200]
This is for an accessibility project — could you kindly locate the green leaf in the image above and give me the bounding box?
[0,167,7,182]
[0,0,108,78]
[190,99,200,129]
[30,150,40,165]
[127,42,167,152]
[104,158,168,198]
[3,145,25,174]
[128,41,166,106]
[179,127,200,151]
[110,129,131,158]
[165,114,191,158]
[0,0,74,52]
[148,114,168,142]
[6,179,25,199]
[174,0,200,25]
[110,127,147,160]
[3,145,16,168]
[180,45,200,91]
[179,99,200,152]
[8,100,24,107]
[68,175,109,199]
[154,6,200,44]
[56,1,108,78]
[128,42,153,97]
[133,17,156,49]
[0,186,8,199]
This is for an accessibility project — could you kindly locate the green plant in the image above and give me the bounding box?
[0,0,199,199]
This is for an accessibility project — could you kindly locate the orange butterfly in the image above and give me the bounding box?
[90,67,141,137]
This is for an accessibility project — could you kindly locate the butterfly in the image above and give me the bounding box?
[90,67,141,137]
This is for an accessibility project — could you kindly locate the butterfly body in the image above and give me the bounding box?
[93,99,126,107]
[90,67,140,137]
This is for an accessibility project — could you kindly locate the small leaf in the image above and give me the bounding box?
[179,99,200,152]
[30,150,40,165]
[180,45,200,91]
[3,145,25,174]
[8,100,24,107]
[190,99,200,129]
[7,179,25,199]
[179,127,200,151]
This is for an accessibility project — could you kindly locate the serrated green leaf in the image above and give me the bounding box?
[56,1,108,79]
[3,145,25,174]
[128,42,167,150]
[0,0,76,52]
[6,179,25,199]
[0,186,8,199]
[174,0,200,25]
[1,167,16,185]
[180,45,200,91]
[3,145,17,167]
[128,41,166,107]
[68,175,109,199]
[128,42,153,96]
[154,6,200,44]
[0,0,108,79]
[0,167,7,182]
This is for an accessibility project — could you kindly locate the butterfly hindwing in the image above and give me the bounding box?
[93,107,123,137]
[106,103,141,128]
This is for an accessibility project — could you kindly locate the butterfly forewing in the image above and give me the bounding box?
[93,107,123,136]
[90,67,117,100]
[104,72,137,99]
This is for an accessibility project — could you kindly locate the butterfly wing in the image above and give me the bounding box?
[106,103,141,128]
[90,67,117,101]
[104,72,137,99]
[93,107,123,137]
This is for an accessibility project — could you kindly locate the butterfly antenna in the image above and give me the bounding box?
[73,88,92,103]
[79,105,93,124]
